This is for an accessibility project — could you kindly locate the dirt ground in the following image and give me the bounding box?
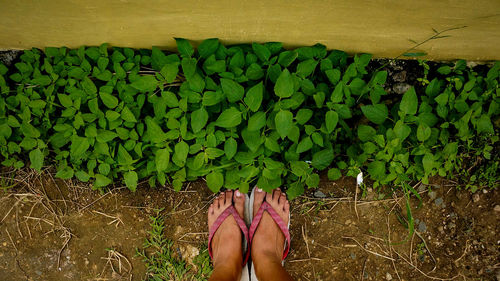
[0,169,498,281]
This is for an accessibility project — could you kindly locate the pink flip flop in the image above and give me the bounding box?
[208,202,251,266]
[248,187,291,261]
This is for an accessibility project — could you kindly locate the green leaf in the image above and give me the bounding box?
[311,149,334,170]
[244,82,264,112]
[325,111,339,133]
[327,168,342,180]
[224,137,237,160]
[191,107,209,133]
[252,43,271,62]
[400,87,418,115]
[295,109,313,125]
[70,136,89,159]
[242,128,262,152]
[296,137,313,153]
[275,110,293,139]
[306,173,320,188]
[361,104,388,125]
[357,125,376,142]
[221,78,244,103]
[286,181,304,200]
[215,107,242,128]
[330,83,343,103]
[422,153,434,174]
[175,38,194,58]
[56,166,74,180]
[477,115,494,134]
[121,106,137,122]
[248,112,266,131]
[192,153,205,170]
[206,171,224,193]
[278,51,298,67]
[290,161,309,177]
[417,124,431,142]
[131,76,158,92]
[29,148,44,171]
[99,92,118,109]
[205,148,225,159]
[198,38,219,58]
[160,63,179,83]
[274,69,294,98]
[124,171,138,192]
[367,161,385,180]
[155,148,170,172]
[296,59,318,78]
[173,141,189,167]
[94,174,112,188]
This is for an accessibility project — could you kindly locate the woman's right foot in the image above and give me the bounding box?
[251,188,290,270]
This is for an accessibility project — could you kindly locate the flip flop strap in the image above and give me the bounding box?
[208,205,250,265]
[249,201,291,260]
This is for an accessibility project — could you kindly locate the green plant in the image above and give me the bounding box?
[136,209,212,280]
[0,40,498,198]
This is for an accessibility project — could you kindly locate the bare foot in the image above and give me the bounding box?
[251,188,290,270]
[207,190,245,276]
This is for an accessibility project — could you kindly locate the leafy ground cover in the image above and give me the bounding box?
[0,40,498,198]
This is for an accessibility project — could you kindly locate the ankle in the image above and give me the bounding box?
[212,261,242,280]
[252,252,282,275]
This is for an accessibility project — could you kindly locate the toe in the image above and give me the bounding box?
[233,190,245,218]
[279,192,287,206]
[254,187,266,215]
[272,189,281,202]
[284,201,290,213]
[225,190,233,206]
[265,190,274,203]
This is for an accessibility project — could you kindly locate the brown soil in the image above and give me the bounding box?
[0,170,498,281]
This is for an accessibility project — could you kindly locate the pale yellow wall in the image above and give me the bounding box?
[1,0,499,61]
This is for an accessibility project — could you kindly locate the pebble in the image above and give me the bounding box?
[314,190,326,198]
[494,205,500,212]
[472,193,480,203]
[393,83,411,94]
[393,71,407,82]
[429,191,437,200]
[418,221,427,233]
[434,197,444,207]
[386,272,393,280]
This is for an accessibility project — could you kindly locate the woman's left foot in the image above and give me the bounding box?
[208,190,246,273]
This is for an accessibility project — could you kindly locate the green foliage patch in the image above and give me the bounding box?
[0,40,498,197]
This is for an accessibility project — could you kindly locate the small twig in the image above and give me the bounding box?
[342,236,396,261]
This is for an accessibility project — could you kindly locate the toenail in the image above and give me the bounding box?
[235,190,241,197]
[257,188,263,192]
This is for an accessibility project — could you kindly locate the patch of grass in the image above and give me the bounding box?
[136,209,212,281]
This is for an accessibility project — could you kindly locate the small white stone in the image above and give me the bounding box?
[386,272,393,280]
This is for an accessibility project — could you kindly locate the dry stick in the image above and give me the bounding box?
[6,228,17,252]
[79,192,111,212]
[354,184,360,220]
[415,230,438,273]
[92,210,124,228]
[301,224,317,281]
[454,240,470,264]
[386,216,402,281]
[342,236,395,261]
[360,257,368,281]
[15,206,23,238]
[177,232,208,241]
